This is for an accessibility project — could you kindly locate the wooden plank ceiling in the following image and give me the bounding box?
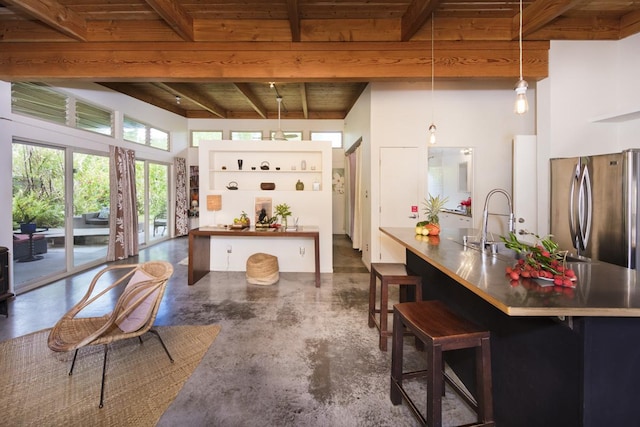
[0,0,638,119]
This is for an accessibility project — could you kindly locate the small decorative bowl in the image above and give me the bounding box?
[260,182,276,190]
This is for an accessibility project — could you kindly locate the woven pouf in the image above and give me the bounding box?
[246,253,280,285]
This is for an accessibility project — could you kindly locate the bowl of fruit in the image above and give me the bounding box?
[501,232,577,288]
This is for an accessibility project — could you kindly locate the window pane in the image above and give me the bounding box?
[150,127,169,150]
[192,131,223,147]
[12,142,66,291]
[11,82,67,125]
[76,101,113,136]
[231,131,263,140]
[135,160,146,244]
[123,116,147,144]
[72,152,110,267]
[149,163,169,240]
[311,131,342,148]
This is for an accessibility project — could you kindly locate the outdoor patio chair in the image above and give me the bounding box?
[153,211,167,236]
[47,261,174,408]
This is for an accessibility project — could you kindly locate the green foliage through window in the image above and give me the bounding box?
[12,143,65,228]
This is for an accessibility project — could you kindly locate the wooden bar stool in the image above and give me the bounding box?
[390,300,494,427]
[368,263,422,351]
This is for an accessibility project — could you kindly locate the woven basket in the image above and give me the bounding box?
[246,253,279,285]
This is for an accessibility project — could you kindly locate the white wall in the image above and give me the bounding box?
[344,85,372,260]
[346,80,536,266]
[198,140,333,273]
[536,32,640,235]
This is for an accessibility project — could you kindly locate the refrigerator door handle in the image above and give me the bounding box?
[577,164,593,250]
[569,162,580,249]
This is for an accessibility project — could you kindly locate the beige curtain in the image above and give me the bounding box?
[107,146,139,261]
[174,157,189,236]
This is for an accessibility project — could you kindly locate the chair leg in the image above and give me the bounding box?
[368,272,377,328]
[68,349,79,376]
[379,279,389,351]
[148,329,174,363]
[99,344,108,409]
[390,309,404,405]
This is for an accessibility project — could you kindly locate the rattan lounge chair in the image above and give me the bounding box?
[47,261,174,408]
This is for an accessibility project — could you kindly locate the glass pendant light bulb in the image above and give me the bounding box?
[514,79,529,115]
[428,123,437,145]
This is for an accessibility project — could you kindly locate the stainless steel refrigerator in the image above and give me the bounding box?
[550,149,639,269]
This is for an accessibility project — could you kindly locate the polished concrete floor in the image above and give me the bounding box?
[0,235,476,426]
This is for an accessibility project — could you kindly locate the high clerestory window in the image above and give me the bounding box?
[191,130,223,147]
[123,116,170,151]
[310,131,343,148]
[11,82,114,137]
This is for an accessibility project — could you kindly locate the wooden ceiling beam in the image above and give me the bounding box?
[233,83,268,119]
[99,82,186,116]
[300,83,309,119]
[401,0,442,42]
[621,9,640,39]
[0,41,550,80]
[515,0,587,39]
[286,0,301,42]
[155,82,226,118]
[143,0,194,41]
[1,0,87,41]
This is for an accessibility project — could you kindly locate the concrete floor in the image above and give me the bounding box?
[0,235,476,426]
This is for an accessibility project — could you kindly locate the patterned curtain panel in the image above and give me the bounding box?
[175,157,189,236]
[107,146,139,261]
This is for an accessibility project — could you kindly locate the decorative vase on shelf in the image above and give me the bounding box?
[296,180,304,191]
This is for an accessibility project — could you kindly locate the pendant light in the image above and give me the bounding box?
[514,0,529,115]
[273,96,287,141]
[428,13,437,144]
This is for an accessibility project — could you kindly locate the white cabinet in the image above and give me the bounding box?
[439,212,472,229]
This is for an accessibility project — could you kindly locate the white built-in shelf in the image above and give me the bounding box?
[591,108,640,123]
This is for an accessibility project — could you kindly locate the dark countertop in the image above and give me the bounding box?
[380,226,640,317]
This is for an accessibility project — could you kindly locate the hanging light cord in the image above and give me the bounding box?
[431,13,435,123]
[519,0,523,81]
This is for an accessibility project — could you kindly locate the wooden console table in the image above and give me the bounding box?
[188,226,321,287]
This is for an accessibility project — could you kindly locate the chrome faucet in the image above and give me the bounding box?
[480,188,515,249]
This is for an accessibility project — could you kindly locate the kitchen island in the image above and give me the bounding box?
[381,227,640,427]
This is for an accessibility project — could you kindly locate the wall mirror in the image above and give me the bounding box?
[428,147,473,216]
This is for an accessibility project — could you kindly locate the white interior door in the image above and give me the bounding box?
[379,147,420,262]
[513,135,538,244]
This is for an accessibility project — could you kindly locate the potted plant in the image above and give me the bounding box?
[274,203,292,228]
[421,194,448,236]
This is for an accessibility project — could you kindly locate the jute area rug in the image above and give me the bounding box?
[0,324,220,427]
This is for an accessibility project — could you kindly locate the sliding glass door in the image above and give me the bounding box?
[12,140,168,293]
[72,152,110,267]
[136,160,169,246]
[12,142,66,292]
[12,141,111,293]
